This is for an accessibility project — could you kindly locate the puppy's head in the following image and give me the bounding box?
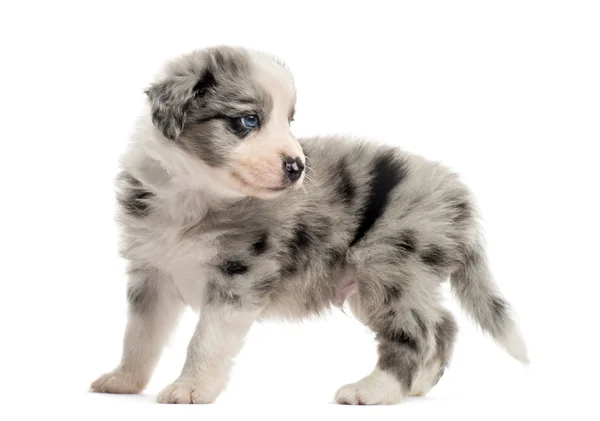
[145,46,304,199]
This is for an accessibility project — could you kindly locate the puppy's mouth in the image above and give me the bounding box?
[230,171,289,194]
[266,185,287,192]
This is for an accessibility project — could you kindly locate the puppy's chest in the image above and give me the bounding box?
[133,216,218,303]
[135,203,272,307]
[136,194,227,270]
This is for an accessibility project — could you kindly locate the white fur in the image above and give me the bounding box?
[335,367,405,405]
[158,307,259,404]
[498,320,530,364]
[409,359,444,397]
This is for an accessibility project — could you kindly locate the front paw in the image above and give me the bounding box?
[90,370,146,394]
[157,378,217,404]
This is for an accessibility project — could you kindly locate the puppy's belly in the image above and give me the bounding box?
[333,265,358,307]
[260,267,357,321]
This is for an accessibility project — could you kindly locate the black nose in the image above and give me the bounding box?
[283,157,305,182]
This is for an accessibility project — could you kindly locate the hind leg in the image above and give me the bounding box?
[335,304,455,404]
[333,215,465,404]
[409,310,457,397]
[333,243,458,404]
[335,293,439,405]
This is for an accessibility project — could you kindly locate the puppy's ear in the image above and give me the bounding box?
[145,70,217,140]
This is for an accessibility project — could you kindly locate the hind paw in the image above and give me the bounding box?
[334,368,404,405]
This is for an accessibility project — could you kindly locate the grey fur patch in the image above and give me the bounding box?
[431,311,458,386]
[118,173,154,217]
[435,311,458,354]
[393,229,417,255]
[420,245,449,269]
[385,328,419,352]
[377,338,420,390]
[220,260,249,276]
[452,200,471,223]
[383,285,402,305]
[252,275,277,298]
[205,281,242,306]
[450,242,513,339]
[126,272,157,314]
[490,297,509,320]
[324,248,344,270]
[145,72,207,140]
[373,307,425,390]
[411,309,428,336]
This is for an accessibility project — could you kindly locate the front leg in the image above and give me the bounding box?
[157,302,259,404]
[91,266,184,394]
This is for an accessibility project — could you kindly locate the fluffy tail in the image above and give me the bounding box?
[450,241,529,363]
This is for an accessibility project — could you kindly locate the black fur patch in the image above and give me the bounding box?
[250,232,269,256]
[293,223,312,249]
[280,218,331,277]
[120,175,154,217]
[333,158,356,205]
[350,152,407,246]
[388,328,419,352]
[220,260,249,276]
[193,70,218,97]
[281,223,313,276]
[421,245,449,268]
[279,224,311,277]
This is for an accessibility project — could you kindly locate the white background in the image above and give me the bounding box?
[1,1,599,420]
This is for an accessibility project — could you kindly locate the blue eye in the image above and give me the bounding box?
[240,114,259,129]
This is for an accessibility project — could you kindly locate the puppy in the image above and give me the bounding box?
[91,46,528,405]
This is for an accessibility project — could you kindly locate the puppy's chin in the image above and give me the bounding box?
[246,188,288,200]
[228,171,291,199]
[245,178,304,199]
